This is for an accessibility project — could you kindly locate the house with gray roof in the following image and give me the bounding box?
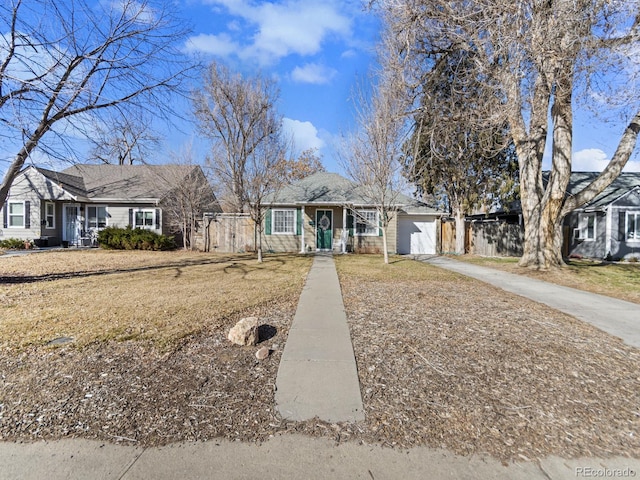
[564,172,640,260]
[1,164,218,247]
[261,172,443,254]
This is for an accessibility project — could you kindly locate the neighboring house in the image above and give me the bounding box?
[261,172,443,255]
[0,164,218,247]
[564,172,640,260]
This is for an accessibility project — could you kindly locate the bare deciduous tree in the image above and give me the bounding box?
[245,133,291,262]
[159,143,219,250]
[0,0,192,211]
[88,111,160,165]
[273,147,326,183]
[341,76,408,264]
[193,61,281,214]
[376,0,640,269]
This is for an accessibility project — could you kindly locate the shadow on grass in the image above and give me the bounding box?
[0,256,234,284]
[0,253,302,285]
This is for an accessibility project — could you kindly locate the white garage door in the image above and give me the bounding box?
[397,215,437,255]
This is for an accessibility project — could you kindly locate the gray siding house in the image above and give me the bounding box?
[565,172,640,260]
[262,172,443,255]
[1,164,217,247]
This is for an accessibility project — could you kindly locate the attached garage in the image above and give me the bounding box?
[397,215,438,255]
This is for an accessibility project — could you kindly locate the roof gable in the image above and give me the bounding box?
[34,167,87,199]
[566,172,640,209]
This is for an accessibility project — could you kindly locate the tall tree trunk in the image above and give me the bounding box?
[520,72,573,269]
[382,226,389,264]
[256,221,263,263]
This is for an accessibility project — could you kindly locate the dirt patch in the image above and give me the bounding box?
[0,301,295,446]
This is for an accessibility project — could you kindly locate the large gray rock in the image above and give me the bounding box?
[228,317,259,346]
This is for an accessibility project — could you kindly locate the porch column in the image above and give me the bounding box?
[300,206,305,254]
[342,207,347,254]
[605,205,612,256]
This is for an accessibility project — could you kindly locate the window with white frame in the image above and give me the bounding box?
[135,210,155,229]
[87,205,108,229]
[8,201,24,228]
[272,209,296,234]
[355,210,379,236]
[627,211,640,241]
[45,202,55,229]
[574,212,596,241]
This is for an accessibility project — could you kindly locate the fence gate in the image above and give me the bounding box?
[202,213,255,253]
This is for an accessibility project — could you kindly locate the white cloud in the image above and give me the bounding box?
[185,33,239,56]
[341,49,357,59]
[291,63,337,85]
[282,118,324,153]
[189,1,352,65]
[573,148,640,172]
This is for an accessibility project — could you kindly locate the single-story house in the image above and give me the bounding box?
[565,172,640,260]
[0,164,218,247]
[261,172,443,255]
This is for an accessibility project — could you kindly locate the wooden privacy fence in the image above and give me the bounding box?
[440,219,524,256]
[468,221,524,257]
[198,213,256,253]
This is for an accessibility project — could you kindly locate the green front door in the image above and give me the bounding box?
[316,209,333,250]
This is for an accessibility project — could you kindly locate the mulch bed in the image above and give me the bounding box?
[1,261,639,462]
[338,268,640,460]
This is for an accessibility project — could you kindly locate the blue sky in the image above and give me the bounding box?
[1,0,638,176]
[174,0,381,173]
[175,0,639,173]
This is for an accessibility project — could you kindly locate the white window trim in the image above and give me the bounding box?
[575,212,596,241]
[86,205,108,230]
[626,210,640,243]
[355,209,379,237]
[8,201,25,228]
[272,208,297,235]
[45,202,55,230]
[134,209,156,230]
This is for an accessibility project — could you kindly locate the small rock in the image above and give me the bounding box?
[228,317,259,346]
[255,346,270,360]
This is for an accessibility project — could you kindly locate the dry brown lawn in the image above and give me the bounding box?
[0,250,312,349]
[1,251,638,462]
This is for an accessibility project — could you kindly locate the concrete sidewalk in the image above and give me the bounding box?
[2,435,639,480]
[419,256,640,349]
[275,254,364,422]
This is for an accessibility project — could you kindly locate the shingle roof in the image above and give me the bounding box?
[267,172,442,214]
[35,167,87,199]
[59,164,198,200]
[565,172,640,209]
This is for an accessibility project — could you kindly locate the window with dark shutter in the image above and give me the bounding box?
[24,201,30,229]
[619,211,627,242]
[265,209,272,235]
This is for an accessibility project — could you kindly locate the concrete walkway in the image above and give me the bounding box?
[275,254,364,422]
[419,256,640,349]
[3,435,639,480]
